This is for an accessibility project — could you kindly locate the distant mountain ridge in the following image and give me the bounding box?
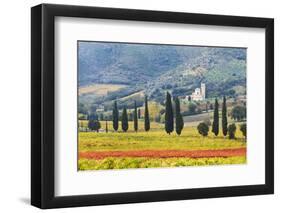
[79,42,196,86]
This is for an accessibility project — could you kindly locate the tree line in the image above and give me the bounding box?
[197,96,246,139]
[111,92,184,135]
[111,97,147,133]
[82,94,246,139]
[85,92,184,135]
[165,92,184,135]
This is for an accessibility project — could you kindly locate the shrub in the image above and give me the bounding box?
[88,119,101,132]
[197,122,209,137]
[228,123,237,139]
[231,105,246,121]
[240,123,246,138]
[188,102,197,114]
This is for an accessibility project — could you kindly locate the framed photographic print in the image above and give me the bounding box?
[31,3,274,209]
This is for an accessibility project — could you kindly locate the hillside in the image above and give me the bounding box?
[78,41,246,111]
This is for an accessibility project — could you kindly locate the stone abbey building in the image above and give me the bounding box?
[186,83,206,101]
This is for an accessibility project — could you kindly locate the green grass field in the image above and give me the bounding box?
[78,121,246,170]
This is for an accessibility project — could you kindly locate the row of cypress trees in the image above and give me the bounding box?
[112,97,150,132]
[212,96,228,137]
[112,94,226,136]
[165,92,184,135]
[112,92,184,134]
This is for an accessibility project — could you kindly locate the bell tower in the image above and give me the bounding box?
[201,83,206,100]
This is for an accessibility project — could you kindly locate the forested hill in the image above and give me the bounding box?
[78,42,246,99]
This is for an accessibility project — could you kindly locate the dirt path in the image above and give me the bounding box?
[79,148,246,160]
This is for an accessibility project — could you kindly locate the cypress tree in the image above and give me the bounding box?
[121,106,128,132]
[144,96,150,131]
[138,108,141,119]
[212,98,219,136]
[165,92,174,134]
[222,96,228,136]
[105,120,108,133]
[175,97,184,135]
[134,101,138,132]
[112,100,119,131]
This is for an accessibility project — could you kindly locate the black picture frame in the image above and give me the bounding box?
[31,3,274,209]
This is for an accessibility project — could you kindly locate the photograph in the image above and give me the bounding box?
[29,2,274,209]
[77,41,247,171]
